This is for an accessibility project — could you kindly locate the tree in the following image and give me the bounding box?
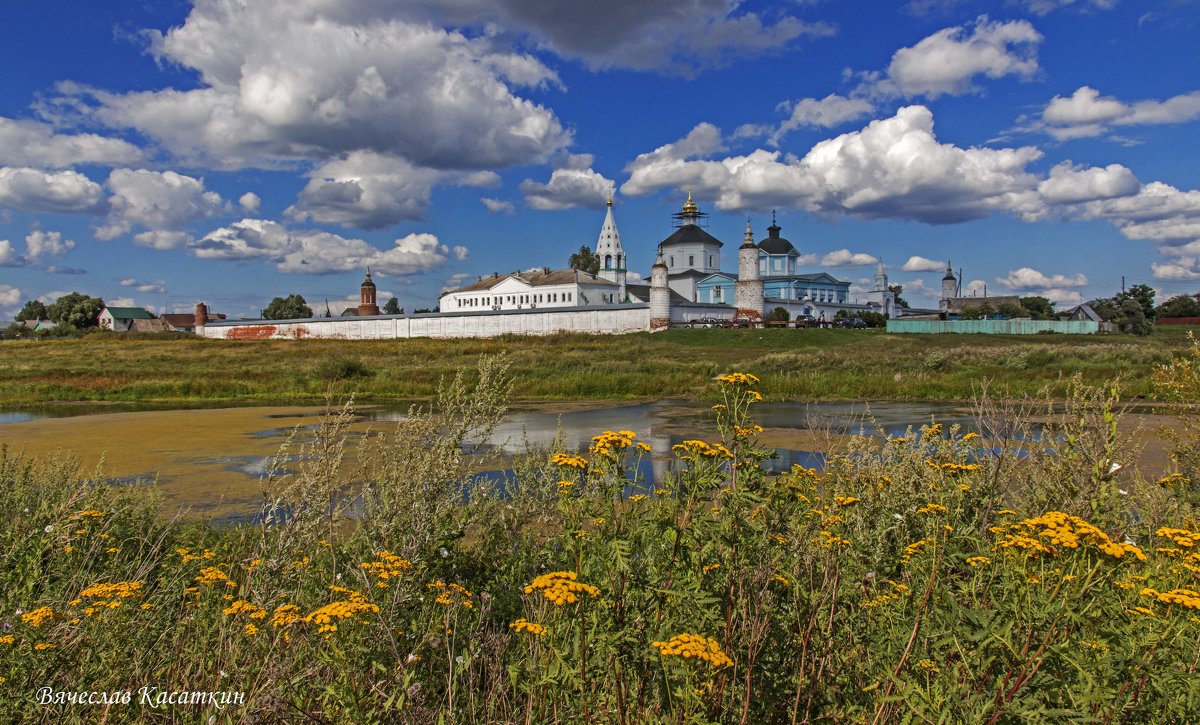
[888,284,909,308]
[856,311,887,328]
[767,307,790,323]
[47,292,105,329]
[998,301,1025,319]
[262,294,313,320]
[1118,284,1156,321]
[1020,296,1056,320]
[1113,297,1153,335]
[1155,293,1200,319]
[16,300,49,321]
[383,297,402,315]
[568,245,601,276]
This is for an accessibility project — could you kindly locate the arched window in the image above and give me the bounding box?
[605,254,612,269]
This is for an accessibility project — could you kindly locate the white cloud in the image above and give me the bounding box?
[1152,259,1200,281]
[69,5,570,172]
[0,240,26,267]
[481,197,516,215]
[624,106,1045,224]
[885,17,1042,99]
[1039,87,1200,141]
[902,255,948,272]
[287,152,443,229]
[0,117,143,168]
[0,167,106,214]
[995,266,1087,304]
[96,169,224,240]
[441,272,474,294]
[239,192,261,213]
[1036,162,1139,206]
[962,279,988,296]
[120,277,167,294]
[0,284,21,308]
[520,153,615,210]
[25,230,75,261]
[1017,0,1117,16]
[821,249,879,267]
[192,219,461,276]
[771,95,874,142]
[133,230,194,250]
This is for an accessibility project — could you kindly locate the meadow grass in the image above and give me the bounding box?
[2,343,1200,723]
[0,325,1196,408]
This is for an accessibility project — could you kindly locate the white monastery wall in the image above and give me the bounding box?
[199,305,651,340]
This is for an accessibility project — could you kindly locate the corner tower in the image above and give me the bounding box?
[734,220,764,321]
[650,246,670,332]
[358,269,381,316]
[595,197,626,302]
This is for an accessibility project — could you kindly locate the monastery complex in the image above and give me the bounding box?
[197,195,906,340]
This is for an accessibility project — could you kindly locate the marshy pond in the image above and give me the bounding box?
[0,399,1178,522]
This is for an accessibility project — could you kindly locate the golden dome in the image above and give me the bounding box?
[682,189,698,215]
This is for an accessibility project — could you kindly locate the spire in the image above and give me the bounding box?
[682,188,698,215]
[767,209,781,238]
[741,219,756,248]
[595,194,624,276]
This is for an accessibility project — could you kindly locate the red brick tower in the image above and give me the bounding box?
[357,269,381,316]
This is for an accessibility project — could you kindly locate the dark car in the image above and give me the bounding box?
[794,314,817,328]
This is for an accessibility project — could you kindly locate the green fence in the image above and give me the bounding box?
[887,319,1100,335]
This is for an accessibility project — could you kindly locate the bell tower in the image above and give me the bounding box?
[358,268,381,316]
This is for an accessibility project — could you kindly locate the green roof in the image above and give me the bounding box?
[105,306,154,319]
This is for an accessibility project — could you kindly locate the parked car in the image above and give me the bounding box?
[794,314,817,328]
[834,317,867,329]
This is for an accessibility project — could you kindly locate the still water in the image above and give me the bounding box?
[0,399,982,522]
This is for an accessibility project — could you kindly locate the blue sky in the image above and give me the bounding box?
[2,0,1199,317]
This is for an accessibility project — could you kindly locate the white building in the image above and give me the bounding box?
[438,268,623,312]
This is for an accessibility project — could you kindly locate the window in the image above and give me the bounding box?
[689,255,694,266]
[708,255,713,267]
[605,254,612,269]
[714,286,722,300]
[669,256,674,267]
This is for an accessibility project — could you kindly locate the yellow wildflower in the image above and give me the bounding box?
[651,634,733,668]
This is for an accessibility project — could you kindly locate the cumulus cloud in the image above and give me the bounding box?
[0,284,21,307]
[25,230,75,260]
[59,4,571,172]
[1038,86,1200,141]
[96,169,224,242]
[192,219,461,276]
[239,192,261,213]
[0,240,25,267]
[396,0,833,73]
[287,152,445,229]
[1036,162,1140,206]
[996,266,1087,304]
[0,167,106,214]
[120,277,167,294]
[481,197,516,215]
[520,153,615,210]
[885,17,1041,99]
[902,255,949,272]
[624,106,1045,223]
[770,95,874,142]
[0,118,143,168]
[821,249,879,267]
[1016,0,1116,16]
[1152,259,1200,281]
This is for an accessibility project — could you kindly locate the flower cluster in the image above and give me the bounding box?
[1156,527,1197,548]
[818,530,851,548]
[551,453,588,470]
[671,440,733,460]
[21,606,58,628]
[523,571,600,605]
[901,538,931,565]
[360,551,412,587]
[427,581,474,608]
[916,503,947,516]
[651,634,734,668]
[223,600,268,620]
[716,372,759,386]
[75,581,145,616]
[733,424,763,438]
[1140,587,1200,610]
[994,512,1146,561]
[590,430,649,458]
[926,461,981,476]
[863,581,910,610]
[509,618,547,636]
[271,604,302,629]
[833,496,860,507]
[305,587,380,635]
[966,556,990,568]
[195,566,233,587]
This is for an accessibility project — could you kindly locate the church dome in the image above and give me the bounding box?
[757,220,797,255]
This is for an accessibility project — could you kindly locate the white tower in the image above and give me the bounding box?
[867,262,895,317]
[940,261,957,312]
[734,220,764,320]
[874,261,888,292]
[595,197,626,302]
[650,246,670,332]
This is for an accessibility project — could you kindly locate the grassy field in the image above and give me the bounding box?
[1,325,1197,408]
